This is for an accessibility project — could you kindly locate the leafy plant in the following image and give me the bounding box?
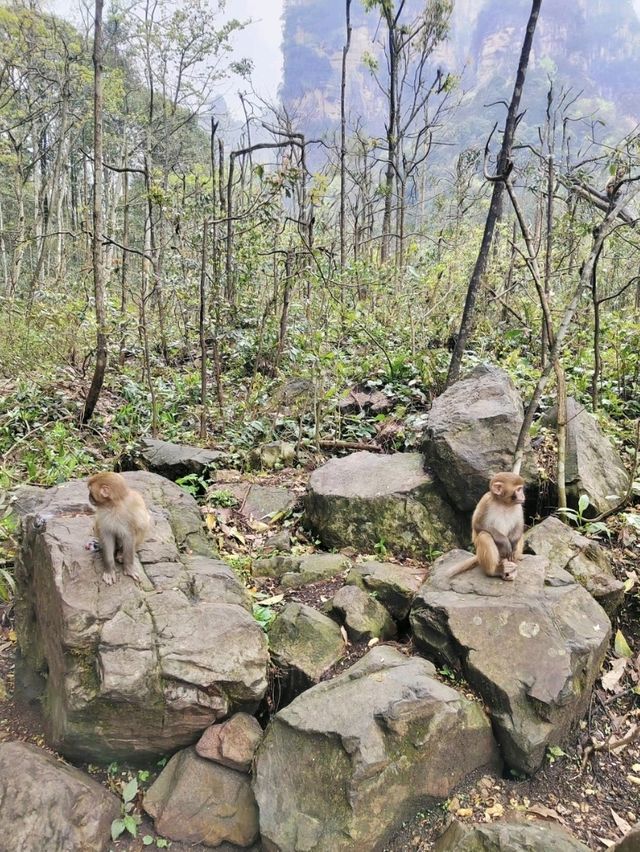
[557,495,611,538]
[175,472,209,496]
[111,776,141,841]
[253,603,277,631]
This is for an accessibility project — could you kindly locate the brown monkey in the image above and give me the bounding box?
[449,472,525,581]
[87,472,151,585]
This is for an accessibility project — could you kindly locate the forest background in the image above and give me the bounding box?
[0,0,639,573]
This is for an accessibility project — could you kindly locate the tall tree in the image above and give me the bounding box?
[446,0,542,386]
[83,0,107,423]
[339,0,352,272]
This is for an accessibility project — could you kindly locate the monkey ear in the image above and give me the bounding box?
[99,485,111,499]
[491,481,504,496]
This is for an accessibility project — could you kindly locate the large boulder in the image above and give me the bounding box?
[144,746,259,847]
[525,516,624,616]
[120,437,227,480]
[253,646,499,851]
[544,397,629,514]
[434,818,591,851]
[422,364,537,512]
[0,741,120,852]
[253,552,350,588]
[15,472,269,762]
[410,552,611,774]
[305,451,464,557]
[224,481,297,522]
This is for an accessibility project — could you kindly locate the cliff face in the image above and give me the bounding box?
[280,0,640,141]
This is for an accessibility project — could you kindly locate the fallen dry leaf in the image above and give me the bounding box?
[602,657,628,692]
[526,804,566,825]
[610,808,632,835]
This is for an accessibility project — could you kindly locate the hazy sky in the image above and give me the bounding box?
[46,0,285,106]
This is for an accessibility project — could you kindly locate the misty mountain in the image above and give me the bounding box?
[280,0,640,151]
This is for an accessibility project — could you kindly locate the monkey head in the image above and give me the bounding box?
[87,472,130,507]
[489,472,525,505]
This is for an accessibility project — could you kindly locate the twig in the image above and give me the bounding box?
[318,440,383,453]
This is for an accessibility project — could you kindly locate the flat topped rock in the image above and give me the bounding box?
[15,472,269,762]
[410,552,611,774]
[122,437,227,480]
[309,450,431,499]
[346,560,427,619]
[253,646,499,852]
[305,451,463,556]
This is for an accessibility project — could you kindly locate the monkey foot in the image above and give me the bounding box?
[501,561,518,581]
[123,564,144,584]
[102,570,117,585]
[85,539,101,553]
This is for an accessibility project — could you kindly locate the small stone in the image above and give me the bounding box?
[196,713,263,773]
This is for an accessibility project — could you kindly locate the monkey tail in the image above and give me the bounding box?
[448,555,478,577]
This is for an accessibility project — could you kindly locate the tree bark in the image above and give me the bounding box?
[339,0,352,272]
[82,0,107,424]
[446,0,542,386]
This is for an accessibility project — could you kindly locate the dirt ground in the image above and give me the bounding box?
[1,467,639,851]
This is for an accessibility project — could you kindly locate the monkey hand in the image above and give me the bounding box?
[102,569,117,585]
[501,561,518,581]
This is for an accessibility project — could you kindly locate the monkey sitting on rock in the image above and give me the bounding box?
[449,472,525,581]
[87,472,151,585]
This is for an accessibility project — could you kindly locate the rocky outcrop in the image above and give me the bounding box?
[434,818,591,851]
[346,560,427,619]
[253,646,499,851]
[224,482,297,523]
[144,747,259,847]
[525,516,624,615]
[305,451,464,556]
[613,825,640,851]
[422,364,537,512]
[544,397,629,514]
[120,437,227,480]
[196,713,263,772]
[268,602,346,698]
[322,584,397,641]
[15,472,269,762]
[0,741,120,852]
[411,552,611,774]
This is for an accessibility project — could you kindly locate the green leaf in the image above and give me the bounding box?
[111,819,126,841]
[157,840,169,848]
[547,745,566,758]
[143,836,154,846]
[614,629,633,659]
[122,777,138,803]
[578,494,590,514]
[123,814,138,837]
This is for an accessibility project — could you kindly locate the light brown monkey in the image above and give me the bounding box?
[449,472,525,581]
[87,472,151,585]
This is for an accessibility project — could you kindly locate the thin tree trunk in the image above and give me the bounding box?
[447,0,542,386]
[83,0,107,424]
[591,244,605,410]
[381,10,398,264]
[339,0,352,273]
[199,217,209,439]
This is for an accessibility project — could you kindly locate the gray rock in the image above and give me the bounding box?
[0,741,120,852]
[323,584,397,641]
[346,560,427,619]
[144,747,259,847]
[269,602,346,695]
[196,713,263,772]
[526,516,624,616]
[422,364,537,512]
[612,825,640,851]
[15,472,268,762]
[339,386,392,414]
[225,482,297,522]
[433,818,591,851]
[544,397,629,514]
[410,552,611,774]
[281,552,351,589]
[121,437,227,480]
[305,451,463,557]
[253,646,499,852]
